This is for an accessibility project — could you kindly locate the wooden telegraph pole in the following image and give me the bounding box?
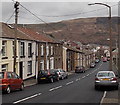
[13,1,19,72]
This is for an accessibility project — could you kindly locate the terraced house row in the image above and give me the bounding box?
[0,22,96,80]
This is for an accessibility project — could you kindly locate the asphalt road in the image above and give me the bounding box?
[2,61,110,104]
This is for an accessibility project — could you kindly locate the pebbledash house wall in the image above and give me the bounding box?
[18,40,37,80]
[0,38,15,72]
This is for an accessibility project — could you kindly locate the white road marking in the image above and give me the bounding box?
[13,93,42,104]
[100,91,107,105]
[66,81,74,85]
[82,76,86,79]
[13,62,104,104]
[86,74,90,76]
[49,85,62,92]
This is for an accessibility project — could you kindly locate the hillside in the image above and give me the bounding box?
[18,17,119,46]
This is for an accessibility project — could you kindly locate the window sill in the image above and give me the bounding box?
[2,57,8,59]
[28,56,32,58]
[12,56,18,58]
[27,73,32,76]
[20,56,25,58]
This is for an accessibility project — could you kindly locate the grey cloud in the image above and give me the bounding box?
[1,2,118,24]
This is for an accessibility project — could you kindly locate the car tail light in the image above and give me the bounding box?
[2,79,7,84]
[47,72,50,75]
[111,77,117,81]
[95,78,99,80]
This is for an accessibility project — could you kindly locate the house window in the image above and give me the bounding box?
[41,45,44,56]
[12,41,14,55]
[2,41,7,57]
[27,61,32,76]
[40,60,44,70]
[28,43,32,57]
[47,60,49,70]
[36,44,38,56]
[46,46,49,56]
[1,64,8,71]
[50,57,54,69]
[51,46,53,55]
[20,42,25,57]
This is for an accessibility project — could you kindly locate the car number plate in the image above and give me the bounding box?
[40,77,46,79]
[102,78,109,80]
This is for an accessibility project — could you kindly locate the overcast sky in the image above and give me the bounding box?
[1,0,120,24]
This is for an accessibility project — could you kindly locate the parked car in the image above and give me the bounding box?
[37,69,59,83]
[102,57,107,62]
[54,69,68,80]
[90,62,96,68]
[95,59,100,63]
[107,57,110,61]
[95,71,119,90]
[75,66,85,73]
[0,71,24,94]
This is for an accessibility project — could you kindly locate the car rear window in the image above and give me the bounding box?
[79,66,83,69]
[0,72,4,79]
[97,72,115,77]
[40,70,48,74]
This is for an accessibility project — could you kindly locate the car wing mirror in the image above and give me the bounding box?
[17,76,20,79]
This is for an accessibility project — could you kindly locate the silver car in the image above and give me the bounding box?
[90,62,96,68]
[55,69,68,80]
[95,71,119,90]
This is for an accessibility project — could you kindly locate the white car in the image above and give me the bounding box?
[95,71,119,90]
[55,69,68,80]
[90,62,96,68]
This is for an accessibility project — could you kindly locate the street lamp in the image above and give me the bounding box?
[88,3,112,71]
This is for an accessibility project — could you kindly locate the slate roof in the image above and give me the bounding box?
[1,23,33,41]
[1,22,58,43]
[18,27,55,42]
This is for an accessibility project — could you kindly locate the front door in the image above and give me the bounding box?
[19,62,23,79]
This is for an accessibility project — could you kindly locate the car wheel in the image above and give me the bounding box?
[50,78,54,83]
[66,75,68,79]
[61,76,64,80]
[95,86,99,90]
[6,86,11,94]
[20,84,24,91]
[114,86,118,90]
[37,80,40,84]
[57,77,59,81]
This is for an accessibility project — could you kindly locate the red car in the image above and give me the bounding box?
[102,57,107,62]
[0,71,24,94]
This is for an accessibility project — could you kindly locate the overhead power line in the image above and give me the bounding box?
[11,1,118,42]
[33,4,118,17]
[19,3,66,37]
[6,11,15,23]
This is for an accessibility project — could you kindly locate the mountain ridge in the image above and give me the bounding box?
[18,17,119,46]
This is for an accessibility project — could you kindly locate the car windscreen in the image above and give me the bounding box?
[39,70,48,75]
[97,72,115,77]
[0,72,4,79]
